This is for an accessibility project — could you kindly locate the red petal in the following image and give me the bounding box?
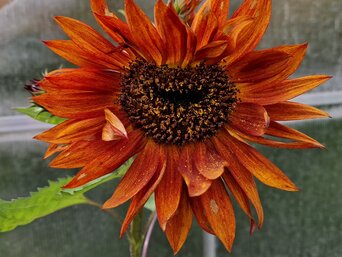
[182,27,197,67]
[43,68,121,93]
[44,40,122,70]
[32,91,116,119]
[90,0,133,45]
[155,146,183,230]
[230,103,270,136]
[165,189,193,254]
[44,144,67,159]
[102,109,128,141]
[125,0,165,64]
[212,131,298,191]
[212,136,264,228]
[190,196,214,234]
[239,75,332,105]
[192,180,236,252]
[209,0,230,27]
[35,117,104,144]
[154,0,187,66]
[192,10,219,50]
[266,121,324,148]
[178,145,212,197]
[63,130,145,188]
[194,40,228,63]
[228,125,323,149]
[54,16,130,67]
[265,101,330,121]
[193,142,226,180]
[222,171,254,222]
[120,150,167,236]
[225,0,271,65]
[103,140,160,208]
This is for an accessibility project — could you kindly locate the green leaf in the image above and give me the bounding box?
[0,177,87,233]
[16,105,67,125]
[0,159,133,232]
[144,194,156,212]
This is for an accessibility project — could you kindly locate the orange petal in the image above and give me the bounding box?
[212,136,264,228]
[193,142,226,180]
[155,146,183,230]
[63,130,145,188]
[165,189,193,254]
[190,196,214,235]
[209,0,230,27]
[239,75,332,105]
[32,91,116,119]
[265,101,330,121]
[43,68,121,93]
[223,160,264,228]
[90,0,133,45]
[44,40,117,69]
[192,180,236,252]
[225,0,271,65]
[35,117,105,144]
[266,121,324,148]
[228,49,290,83]
[182,27,197,67]
[221,16,254,51]
[154,0,187,66]
[194,40,228,63]
[228,125,323,149]
[178,145,212,197]
[125,0,165,64]
[192,10,218,50]
[49,140,115,169]
[54,16,130,67]
[229,103,270,136]
[222,171,254,222]
[120,150,167,236]
[102,109,128,141]
[103,140,160,208]
[44,144,68,159]
[212,131,298,191]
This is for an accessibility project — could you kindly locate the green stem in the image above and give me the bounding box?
[127,210,144,257]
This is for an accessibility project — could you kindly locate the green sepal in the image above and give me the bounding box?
[16,105,67,125]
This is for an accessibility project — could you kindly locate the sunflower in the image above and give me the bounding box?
[33,0,331,253]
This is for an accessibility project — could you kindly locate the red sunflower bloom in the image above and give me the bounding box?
[34,0,331,253]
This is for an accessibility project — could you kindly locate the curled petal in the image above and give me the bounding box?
[194,40,228,63]
[239,75,332,105]
[103,140,160,208]
[165,189,193,254]
[102,109,128,141]
[193,142,226,180]
[229,103,270,136]
[178,145,212,197]
[265,101,330,121]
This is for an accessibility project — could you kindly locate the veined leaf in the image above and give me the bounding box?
[16,105,66,125]
[0,159,133,232]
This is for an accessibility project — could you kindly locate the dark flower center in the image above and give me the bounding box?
[120,59,238,145]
